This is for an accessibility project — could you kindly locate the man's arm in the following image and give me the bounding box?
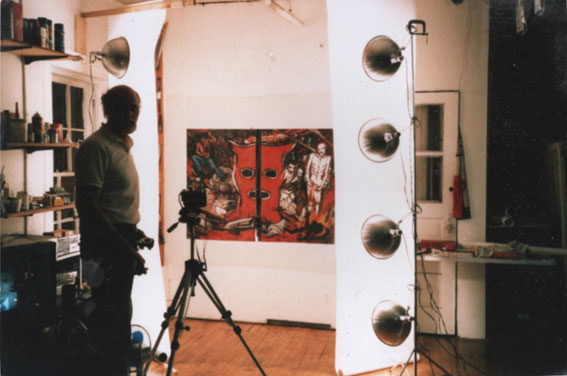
[76,186,146,273]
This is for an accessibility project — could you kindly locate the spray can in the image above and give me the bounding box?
[32,112,43,143]
[46,19,53,49]
[37,17,47,48]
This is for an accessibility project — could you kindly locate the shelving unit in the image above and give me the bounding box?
[1,39,82,64]
[1,27,84,321]
[1,144,77,222]
[4,203,75,219]
[4,142,80,153]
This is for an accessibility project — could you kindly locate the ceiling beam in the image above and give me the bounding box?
[81,0,260,18]
[81,1,182,18]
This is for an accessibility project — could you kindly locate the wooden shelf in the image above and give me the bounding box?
[4,203,75,218]
[1,39,82,64]
[4,142,79,153]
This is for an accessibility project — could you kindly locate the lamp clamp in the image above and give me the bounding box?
[407,19,428,42]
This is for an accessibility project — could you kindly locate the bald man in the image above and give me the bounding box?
[76,85,147,375]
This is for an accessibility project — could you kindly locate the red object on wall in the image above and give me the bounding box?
[232,143,258,220]
[259,143,295,224]
[452,175,467,219]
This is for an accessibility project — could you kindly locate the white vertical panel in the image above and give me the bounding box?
[326,0,417,374]
[107,10,170,355]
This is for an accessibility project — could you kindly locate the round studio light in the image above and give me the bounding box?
[358,118,401,163]
[361,214,402,259]
[362,35,404,82]
[90,37,130,79]
[371,300,413,347]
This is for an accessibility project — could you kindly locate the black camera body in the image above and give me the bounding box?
[180,188,207,211]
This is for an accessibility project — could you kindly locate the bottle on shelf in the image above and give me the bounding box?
[32,112,43,143]
[49,123,63,143]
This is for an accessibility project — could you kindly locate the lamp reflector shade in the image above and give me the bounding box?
[100,37,130,78]
[362,35,403,81]
[372,300,412,347]
[361,215,402,259]
[358,118,401,162]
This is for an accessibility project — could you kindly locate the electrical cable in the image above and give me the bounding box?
[88,55,96,131]
[418,254,464,375]
[420,268,462,375]
[418,254,492,376]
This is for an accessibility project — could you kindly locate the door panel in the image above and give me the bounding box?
[415,91,459,335]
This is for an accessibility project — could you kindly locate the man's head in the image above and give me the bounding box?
[317,142,327,156]
[102,85,141,136]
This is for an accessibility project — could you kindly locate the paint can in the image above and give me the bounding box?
[54,23,64,52]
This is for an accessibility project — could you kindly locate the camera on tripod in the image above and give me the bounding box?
[167,188,207,233]
[180,188,207,212]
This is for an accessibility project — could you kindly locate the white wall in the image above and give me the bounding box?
[162,1,336,326]
[415,0,489,339]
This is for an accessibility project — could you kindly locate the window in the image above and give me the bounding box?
[415,104,444,202]
[51,71,100,232]
[415,91,459,241]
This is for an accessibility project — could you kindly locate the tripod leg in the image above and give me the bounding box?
[197,273,267,376]
[166,266,198,376]
[144,267,190,375]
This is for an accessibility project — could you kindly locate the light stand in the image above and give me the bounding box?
[399,346,452,376]
[407,19,428,376]
[144,198,266,376]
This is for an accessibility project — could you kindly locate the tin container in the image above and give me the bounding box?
[9,119,27,142]
[54,23,64,52]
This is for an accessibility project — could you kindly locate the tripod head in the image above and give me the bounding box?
[167,188,207,233]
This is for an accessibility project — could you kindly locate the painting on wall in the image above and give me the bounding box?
[186,128,335,244]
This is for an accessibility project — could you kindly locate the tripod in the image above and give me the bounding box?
[399,347,452,376]
[144,211,266,376]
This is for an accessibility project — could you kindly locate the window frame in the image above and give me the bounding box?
[51,68,105,232]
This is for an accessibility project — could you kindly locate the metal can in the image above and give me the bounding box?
[54,23,64,52]
[46,19,53,50]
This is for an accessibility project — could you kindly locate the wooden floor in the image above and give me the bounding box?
[145,319,510,376]
[147,319,334,376]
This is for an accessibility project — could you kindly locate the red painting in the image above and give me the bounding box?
[186,129,334,244]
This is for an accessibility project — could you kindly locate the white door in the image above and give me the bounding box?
[414,91,459,335]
